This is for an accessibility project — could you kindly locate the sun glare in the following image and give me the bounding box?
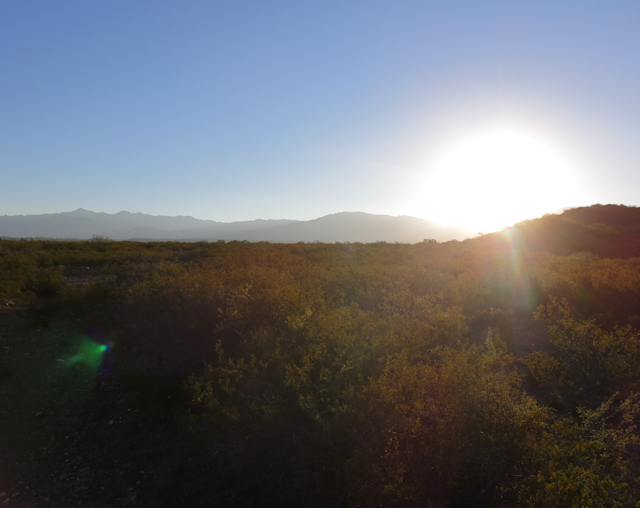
[414,131,586,233]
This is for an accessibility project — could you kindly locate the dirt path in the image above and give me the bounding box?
[0,310,175,507]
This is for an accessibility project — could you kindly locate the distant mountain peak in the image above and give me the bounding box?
[65,208,97,217]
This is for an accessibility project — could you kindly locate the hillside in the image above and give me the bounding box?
[477,204,640,258]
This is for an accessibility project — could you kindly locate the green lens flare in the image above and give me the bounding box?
[61,337,109,371]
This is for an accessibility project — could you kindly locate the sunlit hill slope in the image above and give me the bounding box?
[482,204,640,258]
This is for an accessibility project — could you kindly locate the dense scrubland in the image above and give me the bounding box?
[3,204,640,507]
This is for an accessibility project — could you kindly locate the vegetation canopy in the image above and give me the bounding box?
[3,204,640,507]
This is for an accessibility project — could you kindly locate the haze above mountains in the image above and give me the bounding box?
[0,209,475,243]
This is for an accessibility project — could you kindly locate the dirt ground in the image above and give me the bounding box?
[0,308,179,508]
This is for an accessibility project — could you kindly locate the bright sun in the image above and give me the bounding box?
[414,131,586,233]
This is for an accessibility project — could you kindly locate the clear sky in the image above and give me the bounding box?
[2,1,640,230]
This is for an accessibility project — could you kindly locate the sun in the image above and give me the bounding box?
[413,131,586,233]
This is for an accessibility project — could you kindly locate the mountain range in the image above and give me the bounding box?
[0,209,475,243]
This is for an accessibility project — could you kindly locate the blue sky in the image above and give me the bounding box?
[2,1,640,225]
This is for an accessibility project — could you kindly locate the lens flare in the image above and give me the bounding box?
[62,337,109,371]
[502,228,536,312]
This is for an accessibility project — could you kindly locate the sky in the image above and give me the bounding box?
[2,1,640,230]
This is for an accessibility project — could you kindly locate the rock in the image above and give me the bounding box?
[59,474,67,480]
[109,420,114,425]
[0,493,5,497]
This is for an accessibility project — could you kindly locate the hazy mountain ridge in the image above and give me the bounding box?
[0,209,474,243]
